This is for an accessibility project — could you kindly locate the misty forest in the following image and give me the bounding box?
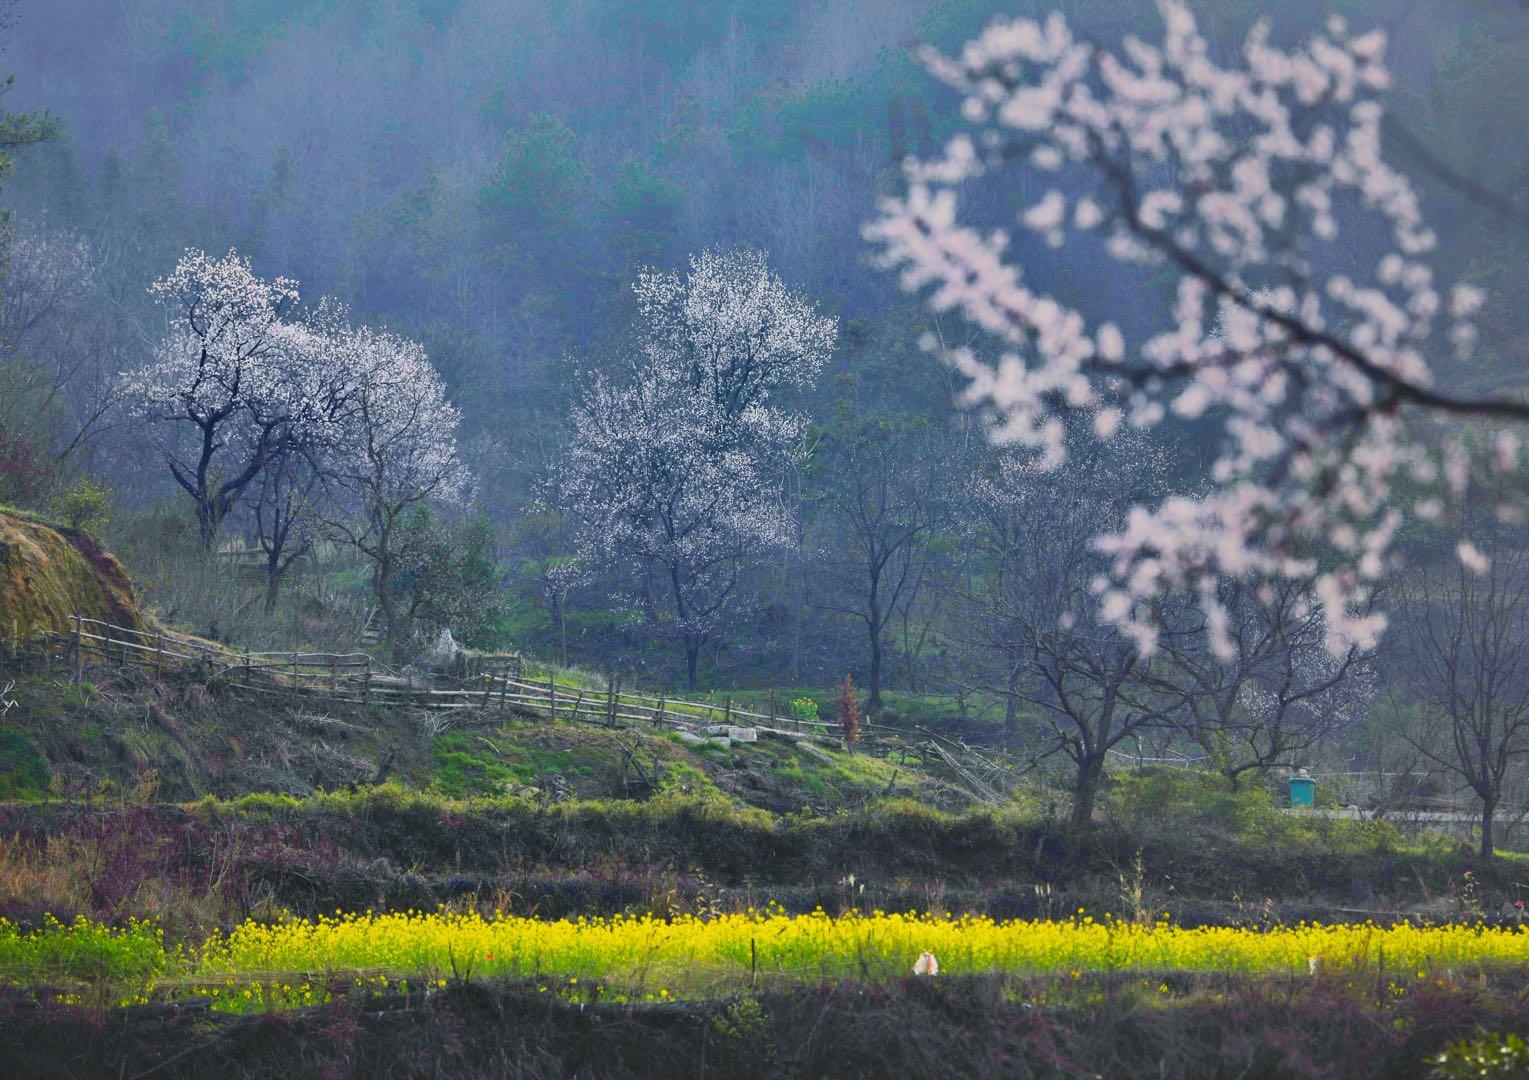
[1,1,1529,1077]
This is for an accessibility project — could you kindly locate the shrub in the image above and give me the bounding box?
[48,478,112,533]
[835,676,859,749]
[1107,768,1269,822]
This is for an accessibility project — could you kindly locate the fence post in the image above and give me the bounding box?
[363,656,372,707]
[498,663,508,712]
[291,650,299,702]
[331,655,338,696]
[155,632,164,679]
[514,655,523,681]
[724,696,733,728]
[74,616,84,685]
[655,695,664,730]
[548,673,557,721]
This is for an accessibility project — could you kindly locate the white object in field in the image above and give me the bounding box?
[705,724,758,742]
[416,627,461,672]
[913,951,939,976]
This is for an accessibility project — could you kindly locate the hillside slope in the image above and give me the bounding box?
[0,651,972,812]
[0,507,143,642]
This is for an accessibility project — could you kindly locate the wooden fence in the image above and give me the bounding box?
[51,617,868,743]
[1,615,1025,801]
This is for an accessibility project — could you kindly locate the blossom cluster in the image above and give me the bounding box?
[125,249,467,530]
[555,248,835,641]
[866,1,1523,654]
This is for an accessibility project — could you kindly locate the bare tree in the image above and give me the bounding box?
[812,411,945,711]
[1397,529,1529,858]
[1153,578,1377,785]
[0,232,126,500]
[959,432,1179,826]
[250,447,318,614]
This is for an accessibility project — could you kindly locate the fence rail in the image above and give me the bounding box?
[2,615,1020,800]
[35,616,852,743]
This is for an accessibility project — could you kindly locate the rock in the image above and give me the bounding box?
[706,725,757,743]
[413,628,462,674]
[796,741,836,764]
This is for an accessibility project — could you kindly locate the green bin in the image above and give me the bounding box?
[1288,772,1315,809]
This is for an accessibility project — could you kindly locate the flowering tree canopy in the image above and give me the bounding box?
[127,249,343,543]
[553,248,836,687]
[127,249,470,652]
[866,1,1527,657]
[632,247,838,417]
[323,324,470,515]
[316,323,471,659]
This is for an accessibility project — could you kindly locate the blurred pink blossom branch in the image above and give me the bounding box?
[867,0,1526,657]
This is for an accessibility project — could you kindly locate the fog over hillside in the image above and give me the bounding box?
[7,3,1522,480]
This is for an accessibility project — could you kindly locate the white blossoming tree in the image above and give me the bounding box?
[866,1,1528,658]
[314,324,472,661]
[127,249,345,545]
[553,248,837,688]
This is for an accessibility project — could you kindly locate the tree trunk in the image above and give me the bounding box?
[1071,755,1105,829]
[1003,658,1022,743]
[264,568,283,615]
[867,628,883,712]
[684,640,700,691]
[263,541,292,615]
[376,560,399,663]
[196,497,220,549]
[381,606,399,663]
[1480,797,1496,859]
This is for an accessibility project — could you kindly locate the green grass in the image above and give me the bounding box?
[0,728,50,798]
[694,686,1011,735]
[430,732,588,796]
[0,502,69,531]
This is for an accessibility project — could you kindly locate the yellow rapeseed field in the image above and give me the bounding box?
[6,909,1529,1012]
[198,908,1529,984]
